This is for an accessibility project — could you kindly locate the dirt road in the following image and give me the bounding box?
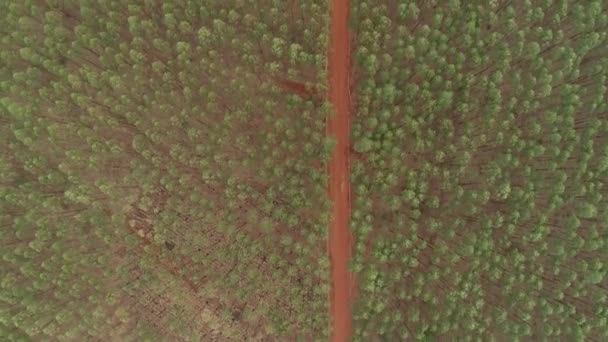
[327,0,352,341]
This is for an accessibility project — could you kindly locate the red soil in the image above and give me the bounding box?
[273,77,315,99]
[327,0,352,341]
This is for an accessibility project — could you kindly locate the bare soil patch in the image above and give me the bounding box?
[327,0,353,341]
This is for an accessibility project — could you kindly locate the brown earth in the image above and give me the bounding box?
[272,77,317,99]
[327,0,353,341]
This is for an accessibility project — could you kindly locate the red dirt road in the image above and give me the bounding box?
[327,0,352,341]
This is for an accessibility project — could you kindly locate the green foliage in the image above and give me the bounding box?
[1,0,330,340]
[577,202,598,219]
[350,0,608,340]
[354,136,374,153]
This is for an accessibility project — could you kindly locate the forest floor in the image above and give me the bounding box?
[327,0,352,341]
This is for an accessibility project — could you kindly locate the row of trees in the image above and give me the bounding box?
[350,0,608,340]
[1,0,331,340]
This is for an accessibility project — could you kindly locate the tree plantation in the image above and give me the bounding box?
[349,0,608,341]
[2,0,608,341]
[1,1,330,340]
